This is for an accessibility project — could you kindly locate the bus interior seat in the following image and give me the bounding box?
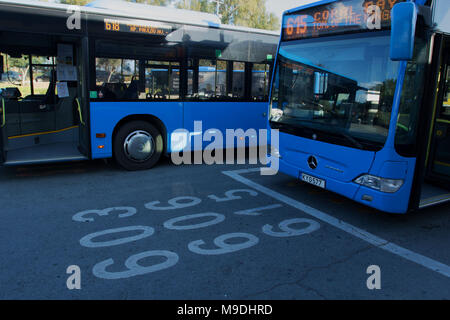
[42,70,57,105]
[1,87,21,137]
[18,72,58,135]
[99,83,127,100]
[122,79,139,100]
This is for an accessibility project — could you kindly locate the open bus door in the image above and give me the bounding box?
[0,36,89,166]
[419,36,450,209]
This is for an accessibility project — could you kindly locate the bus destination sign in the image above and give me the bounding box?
[282,0,405,41]
[104,18,172,36]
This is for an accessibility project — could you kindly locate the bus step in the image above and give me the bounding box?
[3,142,88,166]
[419,183,450,209]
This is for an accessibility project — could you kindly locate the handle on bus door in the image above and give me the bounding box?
[1,98,5,128]
[75,98,85,126]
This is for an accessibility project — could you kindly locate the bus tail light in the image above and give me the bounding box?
[354,175,404,193]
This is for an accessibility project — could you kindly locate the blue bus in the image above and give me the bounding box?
[269,0,450,213]
[0,0,278,170]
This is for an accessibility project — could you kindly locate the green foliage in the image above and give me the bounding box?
[176,0,279,31]
[176,0,215,13]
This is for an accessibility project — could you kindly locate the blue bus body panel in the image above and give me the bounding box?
[355,146,416,213]
[277,132,416,213]
[90,101,269,158]
[90,101,183,159]
[183,101,268,149]
[277,131,375,200]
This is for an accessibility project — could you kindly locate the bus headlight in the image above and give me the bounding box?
[354,175,403,193]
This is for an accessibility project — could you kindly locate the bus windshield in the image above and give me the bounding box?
[270,31,399,151]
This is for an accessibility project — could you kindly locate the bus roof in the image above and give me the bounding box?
[0,0,279,37]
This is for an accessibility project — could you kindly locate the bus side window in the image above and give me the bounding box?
[144,61,180,101]
[198,59,217,99]
[232,62,245,99]
[95,58,141,101]
[252,63,270,101]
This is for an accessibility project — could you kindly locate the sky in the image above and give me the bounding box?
[266,0,316,21]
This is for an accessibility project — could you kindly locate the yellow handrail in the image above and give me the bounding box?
[1,98,5,128]
[76,98,85,126]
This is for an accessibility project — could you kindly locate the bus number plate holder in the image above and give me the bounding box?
[301,173,326,189]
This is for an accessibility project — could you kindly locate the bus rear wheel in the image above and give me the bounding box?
[113,121,163,171]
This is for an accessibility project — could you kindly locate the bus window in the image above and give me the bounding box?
[1,54,30,97]
[216,60,227,98]
[187,69,194,96]
[0,54,58,137]
[252,63,270,101]
[32,56,56,96]
[394,28,429,156]
[232,62,245,99]
[198,59,216,99]
[145,61,180,100]
[95,58,141,100]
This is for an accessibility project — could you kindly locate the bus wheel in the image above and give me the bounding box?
[114,121,163,171]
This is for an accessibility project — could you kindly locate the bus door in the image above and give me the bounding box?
[76,38,91,157]
[0,40,88,166]
[419,40,450,209]
[428,48,450,181]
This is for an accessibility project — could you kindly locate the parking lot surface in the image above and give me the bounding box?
[0,159,449,299]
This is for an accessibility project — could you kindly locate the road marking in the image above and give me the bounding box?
[234,204,283,216]
[188,232,259,255]
[262,218,321,238]
[164,213,225,231]
[222,168,450,278]
[80,226,154,248]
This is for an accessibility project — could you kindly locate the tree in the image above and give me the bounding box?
[41,0,279,30]
[176,0,215,13]
[176,0,279,31]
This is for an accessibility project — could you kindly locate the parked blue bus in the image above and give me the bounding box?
[0,0,278,170]
[269,0,450,213]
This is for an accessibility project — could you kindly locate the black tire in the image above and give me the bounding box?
[113,120,163,171]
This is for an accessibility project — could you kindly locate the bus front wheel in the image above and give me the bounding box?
[113,121,163,171]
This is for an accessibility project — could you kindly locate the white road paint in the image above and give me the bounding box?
[72,207,137,222]
[208,189,258,202]
[80,226,154,248]
[234,204,283,216]
[188,232,259,255]
[263,218,321,237]
[163,213,226,231]
[222,168,450,278]
[93,250,179,280]
[145,196,202,211]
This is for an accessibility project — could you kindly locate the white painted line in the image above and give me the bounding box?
[222,168,450,278]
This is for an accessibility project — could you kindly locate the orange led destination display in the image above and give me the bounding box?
[282,0,405,41]
[104,18,172,36]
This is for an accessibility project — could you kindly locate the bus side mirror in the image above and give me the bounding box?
[390,2,417,61]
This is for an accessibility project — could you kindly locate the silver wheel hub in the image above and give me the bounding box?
[124,130,154,162]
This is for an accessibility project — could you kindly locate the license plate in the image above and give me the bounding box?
[301,173,326,189]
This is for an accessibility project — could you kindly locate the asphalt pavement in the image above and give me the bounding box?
[0,158,449,299]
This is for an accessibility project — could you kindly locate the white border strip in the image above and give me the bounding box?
[223,168,450,278]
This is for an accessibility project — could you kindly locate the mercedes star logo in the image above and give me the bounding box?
[307,156,318,170]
